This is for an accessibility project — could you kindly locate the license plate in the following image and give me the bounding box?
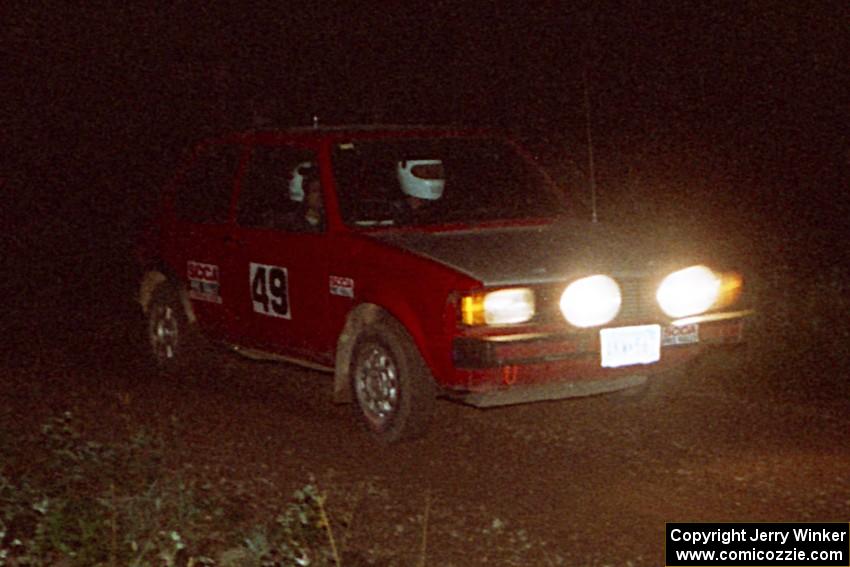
[600,325,661,368]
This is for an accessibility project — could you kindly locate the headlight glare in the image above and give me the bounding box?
[559,275,622,327]
[461,288,535,325]
[656,265,721,317]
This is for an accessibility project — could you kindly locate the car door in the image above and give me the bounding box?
[223,143,334,365]
[167,141,245,341]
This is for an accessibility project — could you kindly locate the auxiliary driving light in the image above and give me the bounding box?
[559,275,622,328]
[656,265,722,318]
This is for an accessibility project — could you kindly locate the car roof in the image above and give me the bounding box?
[210,124,498,146]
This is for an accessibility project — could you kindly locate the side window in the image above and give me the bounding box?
[175,144,242,224]
[237,145,323,233]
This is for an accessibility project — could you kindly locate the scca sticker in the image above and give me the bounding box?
[250,262,290,319]
[187,261,221,303]
[329,275,354,298]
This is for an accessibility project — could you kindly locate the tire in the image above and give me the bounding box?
[349,317,437,443]
[146,282,201,375]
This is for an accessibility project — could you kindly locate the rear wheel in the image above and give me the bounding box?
[147,283,200,375]
[350,317,436,443]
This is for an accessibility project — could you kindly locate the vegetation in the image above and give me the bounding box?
[0,412,341,567]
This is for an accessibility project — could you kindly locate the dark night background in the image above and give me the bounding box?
[2,2,848,327]
[3,6,850,563]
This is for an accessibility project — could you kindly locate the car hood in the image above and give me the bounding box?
[369,219,719,286]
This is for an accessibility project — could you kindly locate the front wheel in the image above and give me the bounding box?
[350,318,436,443]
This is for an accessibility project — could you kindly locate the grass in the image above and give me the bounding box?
[0,412,343,567]
[0,408,553,566]
[2,411,531,566]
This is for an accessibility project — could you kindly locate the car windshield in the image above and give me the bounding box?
[332,137,567,228]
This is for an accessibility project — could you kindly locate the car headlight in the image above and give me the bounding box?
[461,288,535,325]
[559,275,622,327]
[656,265,734,318]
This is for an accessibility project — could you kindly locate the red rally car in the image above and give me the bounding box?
[137,125,752,442]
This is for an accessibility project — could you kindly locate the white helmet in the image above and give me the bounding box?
[289,162,315,202]
[397,159,445,200]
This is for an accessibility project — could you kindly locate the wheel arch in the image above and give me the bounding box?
[333,302,431,404]
[139,267,196,324]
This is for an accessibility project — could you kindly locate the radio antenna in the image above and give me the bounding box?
[582,66,598,223]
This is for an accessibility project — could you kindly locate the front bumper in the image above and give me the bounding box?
[447,311,750,402]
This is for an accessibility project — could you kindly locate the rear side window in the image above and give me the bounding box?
[237,145,322,232]
[174,143,243,224]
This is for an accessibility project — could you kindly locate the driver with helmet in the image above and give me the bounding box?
[396,159,445,217]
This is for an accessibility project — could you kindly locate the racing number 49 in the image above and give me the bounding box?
[250,263,290,319]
